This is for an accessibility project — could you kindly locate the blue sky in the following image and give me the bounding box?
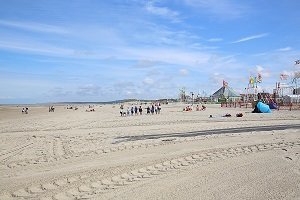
[0,0,300,103]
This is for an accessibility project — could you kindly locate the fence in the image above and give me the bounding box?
[221,101,300,111]
[220,102,253,109]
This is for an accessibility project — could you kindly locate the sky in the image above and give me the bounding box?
[0,0,300,104]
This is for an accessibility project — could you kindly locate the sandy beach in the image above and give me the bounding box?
[0,103,299,200]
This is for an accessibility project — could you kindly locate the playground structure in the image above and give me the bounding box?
[221,67,300,111]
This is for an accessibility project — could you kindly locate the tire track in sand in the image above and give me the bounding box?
[2,140,299,200]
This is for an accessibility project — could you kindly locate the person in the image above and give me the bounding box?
[127,107,130,116]
[151,104,155,114]
[196,105,200,111]
[146,106,150,114]
[252,101,262,113]
[120,106,124,116]
[134,106,138,115]
[201,105,206,111]
[139,106,142,115]
[22,108,25,114]
[25,107,28,114]
[131,106,134,116]
[157,105,161,114]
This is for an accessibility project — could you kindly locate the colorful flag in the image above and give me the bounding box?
[249,76,255,87]
[223,80,228,87]
[257,73,262,83]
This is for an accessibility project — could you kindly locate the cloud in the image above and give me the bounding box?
[231,33,269,43]
[77,84,102,96]
[184,0,248,19]
[145,1,180,22]
[0,20,68,34]
[0,40,75,57]
[49,87,72,98]
[143,77,155,85]
[179,69,189,76]
[207,38,223,42]
[255,65,270,78]
[277,47,292,52]
[134,60,157,68]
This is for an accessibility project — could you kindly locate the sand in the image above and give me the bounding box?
[0,103,299,200]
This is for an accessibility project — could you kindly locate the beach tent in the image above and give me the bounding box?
[211,86,240,102]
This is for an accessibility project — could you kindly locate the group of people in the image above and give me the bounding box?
[86,105,95,112]
[183,104,206,111]
[21,107,29,114]
[49,106,55,112]
[120,103,162,116]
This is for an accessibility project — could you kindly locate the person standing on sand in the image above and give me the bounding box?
[134,106,138,115]
[127,107,130,116]
[131,106,134,116]
[139,106,142,115]
[157,105,161,114]
[120,104,124,116]
[151,104,155,114]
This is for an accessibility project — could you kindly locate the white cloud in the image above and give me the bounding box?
[277,47,292,51]
[179,69,189,76]
[207,38,223,42]
[232,33,269,43]
[143,77,154,85]
[134,60,156,68]
[77,84,102,96]
[145,1,180,22]
[0,20,68,34]
[184,0,248,19]
[255,65,270,78]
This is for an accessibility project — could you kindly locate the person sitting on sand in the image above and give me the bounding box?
[201,105,206,111]
[196,105,200,111]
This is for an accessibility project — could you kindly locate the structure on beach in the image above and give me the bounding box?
[211,82,240,102]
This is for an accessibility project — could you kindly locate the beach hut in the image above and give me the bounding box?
[211,85,240,102]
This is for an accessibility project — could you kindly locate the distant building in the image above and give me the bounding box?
[211,86,240,102]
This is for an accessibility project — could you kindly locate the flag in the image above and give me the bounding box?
[280,73,289,80]
[257,73,262,83]
[249,76,255,87]
[223,80,228,87]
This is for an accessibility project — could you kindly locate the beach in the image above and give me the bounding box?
[0,103,299,200]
